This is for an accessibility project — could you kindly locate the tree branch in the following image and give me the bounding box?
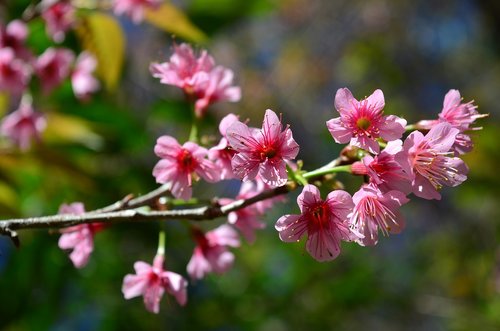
[0,183,294,235]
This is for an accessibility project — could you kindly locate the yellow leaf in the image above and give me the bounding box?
[0,92,9,117]
[144,3,207,43]
[0,181,19,210]
[76,13,125,91]
[43,113,103,150]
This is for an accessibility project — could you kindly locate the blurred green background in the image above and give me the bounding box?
[0,0,499,330]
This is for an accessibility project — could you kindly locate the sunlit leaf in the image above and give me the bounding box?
[144,3,207,43]
[0,180,18,210]
[43,112,103,150]
[0,92,9,117]
[76,13,125,91]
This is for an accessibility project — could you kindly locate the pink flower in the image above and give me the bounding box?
[193,66,241,117]
[71,51,100,100]
[0,48,30,95]
[153,136,220,199]
[150,43,240,116]
[113,0,162,23]
[439,89,481,131]
[438,90,485,155]
[327,88,406,154]
[187,225,240,280]
[226,109,300,187]
[396,123,468,200]
[150,43,215,93]
[209,113,239,180]
[1,97,46,150]
[220,180,271,243]
[122,254,188,313]
[58,203,104,268]
[35,47,75,94]
[416,90,486,155]
[40,0,75,43]
[0,20,32,60]
[275,184,358,262]
[353,140,412,194]
[350,184,409,246]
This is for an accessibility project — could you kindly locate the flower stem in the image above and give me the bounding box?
[302,165,352,179]
[157,230,166,256]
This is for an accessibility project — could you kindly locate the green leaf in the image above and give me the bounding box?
[144,3,208,43]
[76,13,125,91]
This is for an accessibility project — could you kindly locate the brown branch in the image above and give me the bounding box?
[0,183,294,235]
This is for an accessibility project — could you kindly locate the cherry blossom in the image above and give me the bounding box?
[0,48,30,95]
[122,254,188,313]
[226,109,299,187]
[193,66,241,117]
[275,185,358,262]
[150,43,215,93]
[327,88,406,154]
[0,20,31,60]
[209,113,239,180]
[416,89,486,155]
[71,51,100,100]
[187,225,240,280]
[220,180,271,243]
[58,203,104,268]
[0,96,46,150]
[350,184,409,246]
[396,122,468,200]
[34,47,74,94]
[40,0,75,43]
[150,43,240,116]
[352,140,412,194]
[152,135,220,199]
[113,0,163,23]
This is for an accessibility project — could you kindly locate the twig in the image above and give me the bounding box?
[0,183,294,235]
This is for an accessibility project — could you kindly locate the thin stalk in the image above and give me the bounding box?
[302,165,352,179]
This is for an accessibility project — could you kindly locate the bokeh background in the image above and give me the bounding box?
[0,0,499,330]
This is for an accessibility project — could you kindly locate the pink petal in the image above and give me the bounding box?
[378,115,406,142]
[366,89,385,113]
[259,160,288,187]
[164,271,188,306]
[425,122,459,152]
[187,248,211,280]
[443,89,461,110]
[297,184,321,213]
[334,88,356,115]
[122,274,149,299]
[326,117,352,144]
[351,135,380,154]
[275,214,304,242]
[306,232,341,262]
[143,283,165,314]
[231,153,260,181]
[154,136,181,158]
[208,224,240,247]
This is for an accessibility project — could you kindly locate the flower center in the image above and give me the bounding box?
[356,117,371,130]
[260,145,277,160]
[310,202,329,224]
[177,148,196,171]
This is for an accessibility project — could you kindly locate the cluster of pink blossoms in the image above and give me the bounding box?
[276,88,478,260]
[0,17,99,150]
[55,42,485,313]
[150,43,241,118]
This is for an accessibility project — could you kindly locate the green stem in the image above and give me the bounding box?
[189,118,199,143]
[405,124,417,131]
[302,165,352,179]
[157,230,166,256]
